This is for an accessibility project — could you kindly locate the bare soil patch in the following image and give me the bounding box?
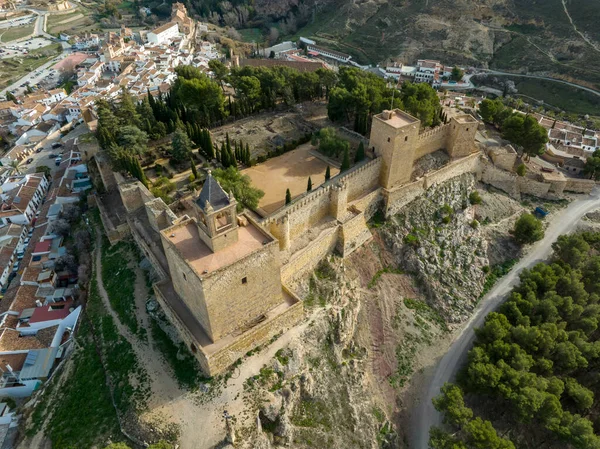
[242,143,339,214]
[210,102,327,158]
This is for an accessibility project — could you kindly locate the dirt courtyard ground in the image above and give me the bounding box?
[242,142,339,214]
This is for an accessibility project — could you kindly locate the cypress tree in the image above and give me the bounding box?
[355,141,365,163]
[307,177,312,192]
[245,143,250,164]
[341,148,350,172]
[229,147,236,167]
[190,158,198,180]
[206,130,215,159]
[325,165,331,181]
[285,188,291,205]
[226,132,231,154]
[221,142,227,166]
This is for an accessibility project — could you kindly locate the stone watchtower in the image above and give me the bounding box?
[446,114,478,159]
[194,172,239,253]
[369,109,420,189]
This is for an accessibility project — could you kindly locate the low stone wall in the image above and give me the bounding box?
[205,294,304,376]
[479,161,521,198]
[385,153,481,216]
[281,227,338,284]
[129,221,168,280]
[565,178,595,194]
[423,152,480,189]
[93,195,129,244]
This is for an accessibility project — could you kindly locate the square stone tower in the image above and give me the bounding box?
[447,114,478,159]
[369,109,421,189]
[160,174,285,342]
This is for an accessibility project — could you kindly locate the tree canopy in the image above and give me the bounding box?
[479,98,548,159]
[513,213,544,244]
[212,166,264,211]
[433,232,600,449]
[327,69,441,134]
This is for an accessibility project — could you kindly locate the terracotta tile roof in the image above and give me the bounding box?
[29,301,73,324]
[0,353,27,372]
[20,266,43,283]
[10,285,39,313]
[0,325,58,351]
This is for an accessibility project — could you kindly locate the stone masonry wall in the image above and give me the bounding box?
[414,124,451,159]
[281,227,338,284]
[339,209,372,257]
[423,152,481,189]
[264,158,382,243]
[566,178,595,194]
[201,240,284,341]
[205,297,304,376]
[153,281,212,374]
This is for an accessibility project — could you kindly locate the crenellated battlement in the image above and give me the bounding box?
[262,157,381,225]
[418,123,451,141]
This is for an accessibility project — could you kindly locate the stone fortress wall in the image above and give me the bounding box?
[111,108,595,376]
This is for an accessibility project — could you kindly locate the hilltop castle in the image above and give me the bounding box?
[102,109,481,376]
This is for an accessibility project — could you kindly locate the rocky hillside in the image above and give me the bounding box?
[202,0,600,89]
[231,175,526,448]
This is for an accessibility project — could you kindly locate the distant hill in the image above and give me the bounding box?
[194,0,600,90]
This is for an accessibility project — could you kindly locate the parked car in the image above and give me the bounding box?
[25,157,33,164]
[51,142,62,149]
[48,153,58,158]
[35,147,42,153]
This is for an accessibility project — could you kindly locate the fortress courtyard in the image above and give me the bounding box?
[241,142,339,214]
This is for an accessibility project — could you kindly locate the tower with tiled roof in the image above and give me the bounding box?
[193,171,238,252]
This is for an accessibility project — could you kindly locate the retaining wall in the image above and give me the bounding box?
[281,227,338,284]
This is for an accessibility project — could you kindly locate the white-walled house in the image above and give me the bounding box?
[147,21,179,45]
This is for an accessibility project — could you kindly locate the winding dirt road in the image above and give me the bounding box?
[411,188,600,449]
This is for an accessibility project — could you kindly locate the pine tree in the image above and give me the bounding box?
[355,141,365,163]
[307,177,312,192]
[190,158,198,180]
[341,148,350,172]
[285,188,292,205]
[325,165,331,181]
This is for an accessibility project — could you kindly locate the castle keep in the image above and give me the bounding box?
[109,109,484,376]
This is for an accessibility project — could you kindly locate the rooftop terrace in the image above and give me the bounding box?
[375,109,419,128]
[163,216,272,276]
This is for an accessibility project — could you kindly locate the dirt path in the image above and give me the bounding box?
[561,0,600,54]
[94,232,181,409]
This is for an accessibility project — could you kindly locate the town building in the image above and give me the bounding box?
[147,21,179,45]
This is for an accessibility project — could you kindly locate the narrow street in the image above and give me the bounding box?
[411,188,600,449]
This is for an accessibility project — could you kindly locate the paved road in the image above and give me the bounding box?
[483,70,600,97]
[411,187,600,449]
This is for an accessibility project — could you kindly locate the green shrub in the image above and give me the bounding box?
[514,213,544,244]
[469,191,482,205]
[470,219,479,229]
[404,233,420,247]
[516,163,526,176]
